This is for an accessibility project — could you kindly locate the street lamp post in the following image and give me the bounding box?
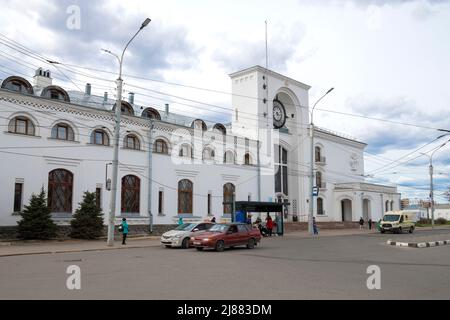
[421,139,450,229]
[104,18,151,247]
[308,88,334,235]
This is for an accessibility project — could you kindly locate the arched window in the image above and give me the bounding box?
[223,183,235,214]
[390,200,394,211]
[48,169,73,213]
[41,86,70,102]
[244,153,252,165]
[1,76,34,94]
[213,123,226,135]
[51,123,74,141]
[224,151,235,164]
[153,139,168,154]
[179,143,193,158]
[178,179,193,214]
[8,116,35,136]
[385,200,389,212]
[275,145,288,195]
[124,134,140,150]
[315,146,322,162]
[112,101,134,116]
[90,129,109,146]
[317,198,324,215]
[203,147,215,160]
[316,172,323,188]
[121,175,140,213]
[142,107,161,120]
[191,119,207,131]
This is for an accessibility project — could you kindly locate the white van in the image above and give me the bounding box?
[380,211,415,234]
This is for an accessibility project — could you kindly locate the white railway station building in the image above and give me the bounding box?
[0,66,400,232]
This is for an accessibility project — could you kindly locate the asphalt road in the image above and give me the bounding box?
[1,229,449,299]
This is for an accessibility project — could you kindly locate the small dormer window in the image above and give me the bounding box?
[1,76,34,95]
[41,86,70,102]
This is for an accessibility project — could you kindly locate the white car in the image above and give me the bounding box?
[161,222,214,248]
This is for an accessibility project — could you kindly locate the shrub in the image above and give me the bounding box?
[435,218,448,225]
[70,191,104,239]
[17,188,57,240]
[418,218,431,225]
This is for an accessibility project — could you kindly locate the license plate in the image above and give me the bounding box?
[194,241,201,245]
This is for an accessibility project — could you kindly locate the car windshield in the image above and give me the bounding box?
[208,224,228,232]
[175,223,196,231]
[383,215,400,222]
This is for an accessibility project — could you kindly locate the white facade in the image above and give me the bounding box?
[0,66,400,228]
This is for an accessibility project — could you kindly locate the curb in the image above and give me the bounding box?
[387,239,450,248]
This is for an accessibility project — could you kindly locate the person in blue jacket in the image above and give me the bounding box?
[121,218,129,245]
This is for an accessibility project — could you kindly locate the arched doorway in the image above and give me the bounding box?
[341,199,352,222]
[363,199,371,221]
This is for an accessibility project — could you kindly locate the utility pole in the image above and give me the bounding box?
[309,88,334,235]
[104,18,151,246]
[421,139,450,229]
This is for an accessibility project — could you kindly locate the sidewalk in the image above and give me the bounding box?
[283,228,379,238]
[0,236,161,257]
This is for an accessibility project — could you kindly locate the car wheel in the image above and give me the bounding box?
[247,238,255,249]
[409,226,414,234]
[215,240,225,252]
[181,238,189,249]
[196,247,203,251]
[165,245,171,248]
[398,227,402,234]
[380,229,385,234]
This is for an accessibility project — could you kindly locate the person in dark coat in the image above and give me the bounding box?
[210,216,216,223]
[368,219,372,230]
[359,217,364,230]
[266,213,274,237]
[313,217,319,235]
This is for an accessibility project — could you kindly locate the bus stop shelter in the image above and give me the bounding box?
[233,201,284,236]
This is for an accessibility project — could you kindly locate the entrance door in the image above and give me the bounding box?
[341,199,352,222]
[363,199,370,221]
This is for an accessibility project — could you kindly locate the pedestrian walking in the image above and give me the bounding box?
[313,217,319,235]
[266,213,274,237]
[368,218,372,230]
[359,217,364,230]
[121,218,129,245]
[178,216,184,225]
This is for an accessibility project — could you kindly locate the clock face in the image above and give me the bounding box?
[272,99,286,129]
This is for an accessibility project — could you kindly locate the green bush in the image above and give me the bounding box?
[70,191,104,239]
[435,218,448,225]
[418,218,431,225]
[17,188,57,240]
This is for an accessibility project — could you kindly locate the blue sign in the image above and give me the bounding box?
[312,187,319,196]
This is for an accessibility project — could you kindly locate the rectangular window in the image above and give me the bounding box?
[58,126,67,140]
[14,183,23,212]
[158,191,164,215]
[16,119,27,134]
[95,187,102,210]
[207,193,211,215]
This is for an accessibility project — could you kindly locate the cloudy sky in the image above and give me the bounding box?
[1,0,450,202]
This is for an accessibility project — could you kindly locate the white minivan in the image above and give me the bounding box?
[380,211,415,234]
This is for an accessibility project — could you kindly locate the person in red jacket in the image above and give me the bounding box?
[266,213,274,237]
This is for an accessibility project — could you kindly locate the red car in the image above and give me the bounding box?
[191,223,261,252]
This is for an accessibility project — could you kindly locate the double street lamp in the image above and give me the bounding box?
[104,18,151,246]
[308,88,334,235]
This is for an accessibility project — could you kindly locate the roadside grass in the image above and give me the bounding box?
[415,221,450,228]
